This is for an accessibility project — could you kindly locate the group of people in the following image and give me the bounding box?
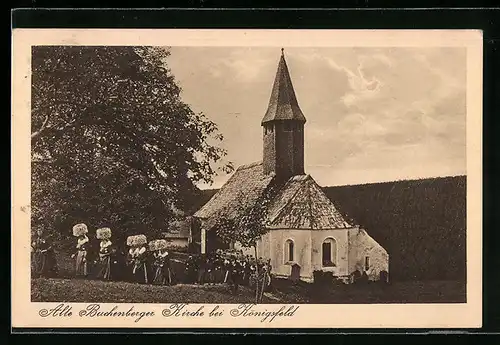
[184,250,273,294]
[71,224,174,286]
[31,223,274,295]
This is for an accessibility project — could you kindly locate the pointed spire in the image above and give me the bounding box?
[261,50,306,125]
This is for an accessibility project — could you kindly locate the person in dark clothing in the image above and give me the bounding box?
[227,258,243,294]
[183,255,196,284]
[72,233,90,278]
[241,259,250,286]
[31,230,58,278]
[213,255,224,284]
[95,237,113,281]
[152,248,173,286]
[132,244,149,284]
[261,259,272,293]
[87,233,100,279]
[197,255,208,285]
[111,246,127,282]
[206,256,216,285]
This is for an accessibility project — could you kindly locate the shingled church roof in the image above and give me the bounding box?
[194,162,275,229]
[261,49,307,125]
[194,163,352,230]
[267,175,352,229]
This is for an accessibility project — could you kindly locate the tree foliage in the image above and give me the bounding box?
[31,46,233,242]
[323,176,466,282]
[213,177,284,249]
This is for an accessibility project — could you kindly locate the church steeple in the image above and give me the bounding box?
[262,49,306,178]
[261,49,307,125]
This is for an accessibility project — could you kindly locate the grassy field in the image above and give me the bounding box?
[31,277,293,304]
[31,277,465,304]
[34,250,465,304]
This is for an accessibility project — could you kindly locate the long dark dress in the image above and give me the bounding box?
[74,236,89,277]
[125,248,136,282]
[241,261,250,286]
[213,257,224,283]
[87,237,100,278]
[184,256,197,284]
[111,247,127,282]
[31,237,58,278]
[132,246,149,284]
[205,259,215,285]
[227,260,243,294]
[96,241,113,281]
[197,257,208,285]
[152,251,172,286]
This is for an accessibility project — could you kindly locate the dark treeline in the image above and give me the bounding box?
[200,176,466,282]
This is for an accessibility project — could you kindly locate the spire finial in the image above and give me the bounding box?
[281,47,284,56]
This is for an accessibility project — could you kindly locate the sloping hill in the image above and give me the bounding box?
[198,176,466,282]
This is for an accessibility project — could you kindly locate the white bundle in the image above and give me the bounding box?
[127,234,147,246]
[72,223,88,237]
[149,239,168,251]
[96,227,112,240]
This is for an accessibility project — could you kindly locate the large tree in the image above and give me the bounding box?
[31,46,232,242]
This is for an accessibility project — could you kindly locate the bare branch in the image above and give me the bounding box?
[31,114,50,140]
[31,157,56,164]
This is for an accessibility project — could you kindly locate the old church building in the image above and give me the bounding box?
[194,50,389,283]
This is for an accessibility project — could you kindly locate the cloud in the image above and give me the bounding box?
[167,47,466,188]
[205,48,277,83]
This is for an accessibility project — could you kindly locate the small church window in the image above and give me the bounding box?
[322,238,337,267]
[365,256,370,271]
[285,239,294,263]
[264,124,274,135]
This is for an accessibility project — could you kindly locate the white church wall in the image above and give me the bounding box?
[311,229,350,277]
[264,229,313,281]
[233,232,272,258]
[348,228,389,281]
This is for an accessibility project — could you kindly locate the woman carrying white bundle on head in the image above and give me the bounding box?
[125,236,137,282]
[127,235,149,284]
[95,227,113,281]
[71,223,89,278]
[150,240,172,286]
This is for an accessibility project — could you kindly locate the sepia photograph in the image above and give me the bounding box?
[12,29,482,328]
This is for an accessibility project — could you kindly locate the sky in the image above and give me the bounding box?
[167,47,467,190]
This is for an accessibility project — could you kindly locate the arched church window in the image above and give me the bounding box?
[285,239,294,263]
[322,238,337,267]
